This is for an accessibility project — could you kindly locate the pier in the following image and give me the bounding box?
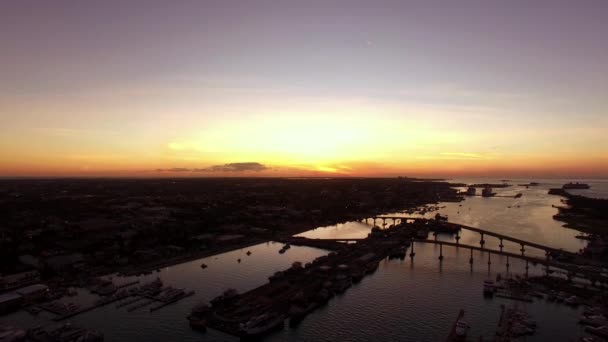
[46,279,195,321]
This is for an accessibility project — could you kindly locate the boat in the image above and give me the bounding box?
[579,315,608,327]
[465,186,476,196]
[239,313,285,339]
[580,337,603,342]
[514,193,522,198]
[188,302,210,331]
[279,243,291,254]
[447,309,469,341]
[189,317,207,331]
[416,229,429,239]
[288,302,318,327]
[481,186,495,197]
[495,289,533,302]
[483,280,495,297]
[435,213,448,221]
[586,325,608,339]
[564,296,580,307]
[200,263,208,269]
[562,182,590,189]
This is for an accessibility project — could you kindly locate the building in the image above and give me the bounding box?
[0,270,40,291]
[15,284,48,303]
[18,255,41,269]
[0,292,22,314]
[45,253,84,272]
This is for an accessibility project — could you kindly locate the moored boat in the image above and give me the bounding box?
[447,309,469,341]
[481,186,495,197]
[239,313,285,339]
[483,279,495,297]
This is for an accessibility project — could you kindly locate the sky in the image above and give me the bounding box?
[1,0,607,178]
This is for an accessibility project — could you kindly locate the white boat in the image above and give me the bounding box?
[447,309,469,341]
[455,319,468,337]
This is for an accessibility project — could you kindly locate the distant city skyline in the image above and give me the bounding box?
[1,1,607,177]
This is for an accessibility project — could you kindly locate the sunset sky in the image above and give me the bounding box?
[1,1,607,177]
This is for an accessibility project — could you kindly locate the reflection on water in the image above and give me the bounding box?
[0,242,328,342]
[299,181,589,257]
[267,244,585,342]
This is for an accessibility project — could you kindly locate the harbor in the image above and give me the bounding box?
[192,210,604,340]
[1,179,607,341]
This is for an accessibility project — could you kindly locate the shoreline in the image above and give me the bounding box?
[548,188,608,235]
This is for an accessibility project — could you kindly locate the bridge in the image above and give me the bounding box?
[359,215,577,258]
[282,235,606,285]
[413,239,603,283]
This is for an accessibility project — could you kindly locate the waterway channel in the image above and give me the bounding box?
[1,178,605,341]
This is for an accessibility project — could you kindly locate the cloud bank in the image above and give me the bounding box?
[156,162,269,173]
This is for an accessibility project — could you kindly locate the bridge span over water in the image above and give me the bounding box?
[284,235,605,285]
[357,215,577,257]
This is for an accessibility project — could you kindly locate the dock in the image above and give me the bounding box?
[52,279,195,321]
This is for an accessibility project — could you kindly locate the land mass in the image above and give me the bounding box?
[549,187,608,236]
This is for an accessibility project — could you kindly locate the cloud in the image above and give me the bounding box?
[414,152,495,161]
[156,162,269,173]
[200,162,268,172]
[155,167,192,172]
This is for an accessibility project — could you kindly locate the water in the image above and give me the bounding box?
[266,246,586,341]
[1,178,601,341]
[0,242,328,341]
[300,180,591,257]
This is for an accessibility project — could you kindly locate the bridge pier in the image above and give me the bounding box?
[480,233,485,249]
[469,248,474,265]
[525,260,529,278]
[409,238,415,259]
[520,244,525,256]
[487,252,491,266]
[455,234,460,245]
[438,243,444,261]
[382,218,386,228]
[499,238,504,252]
[506,255,510,269]
[433,232,438,241]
